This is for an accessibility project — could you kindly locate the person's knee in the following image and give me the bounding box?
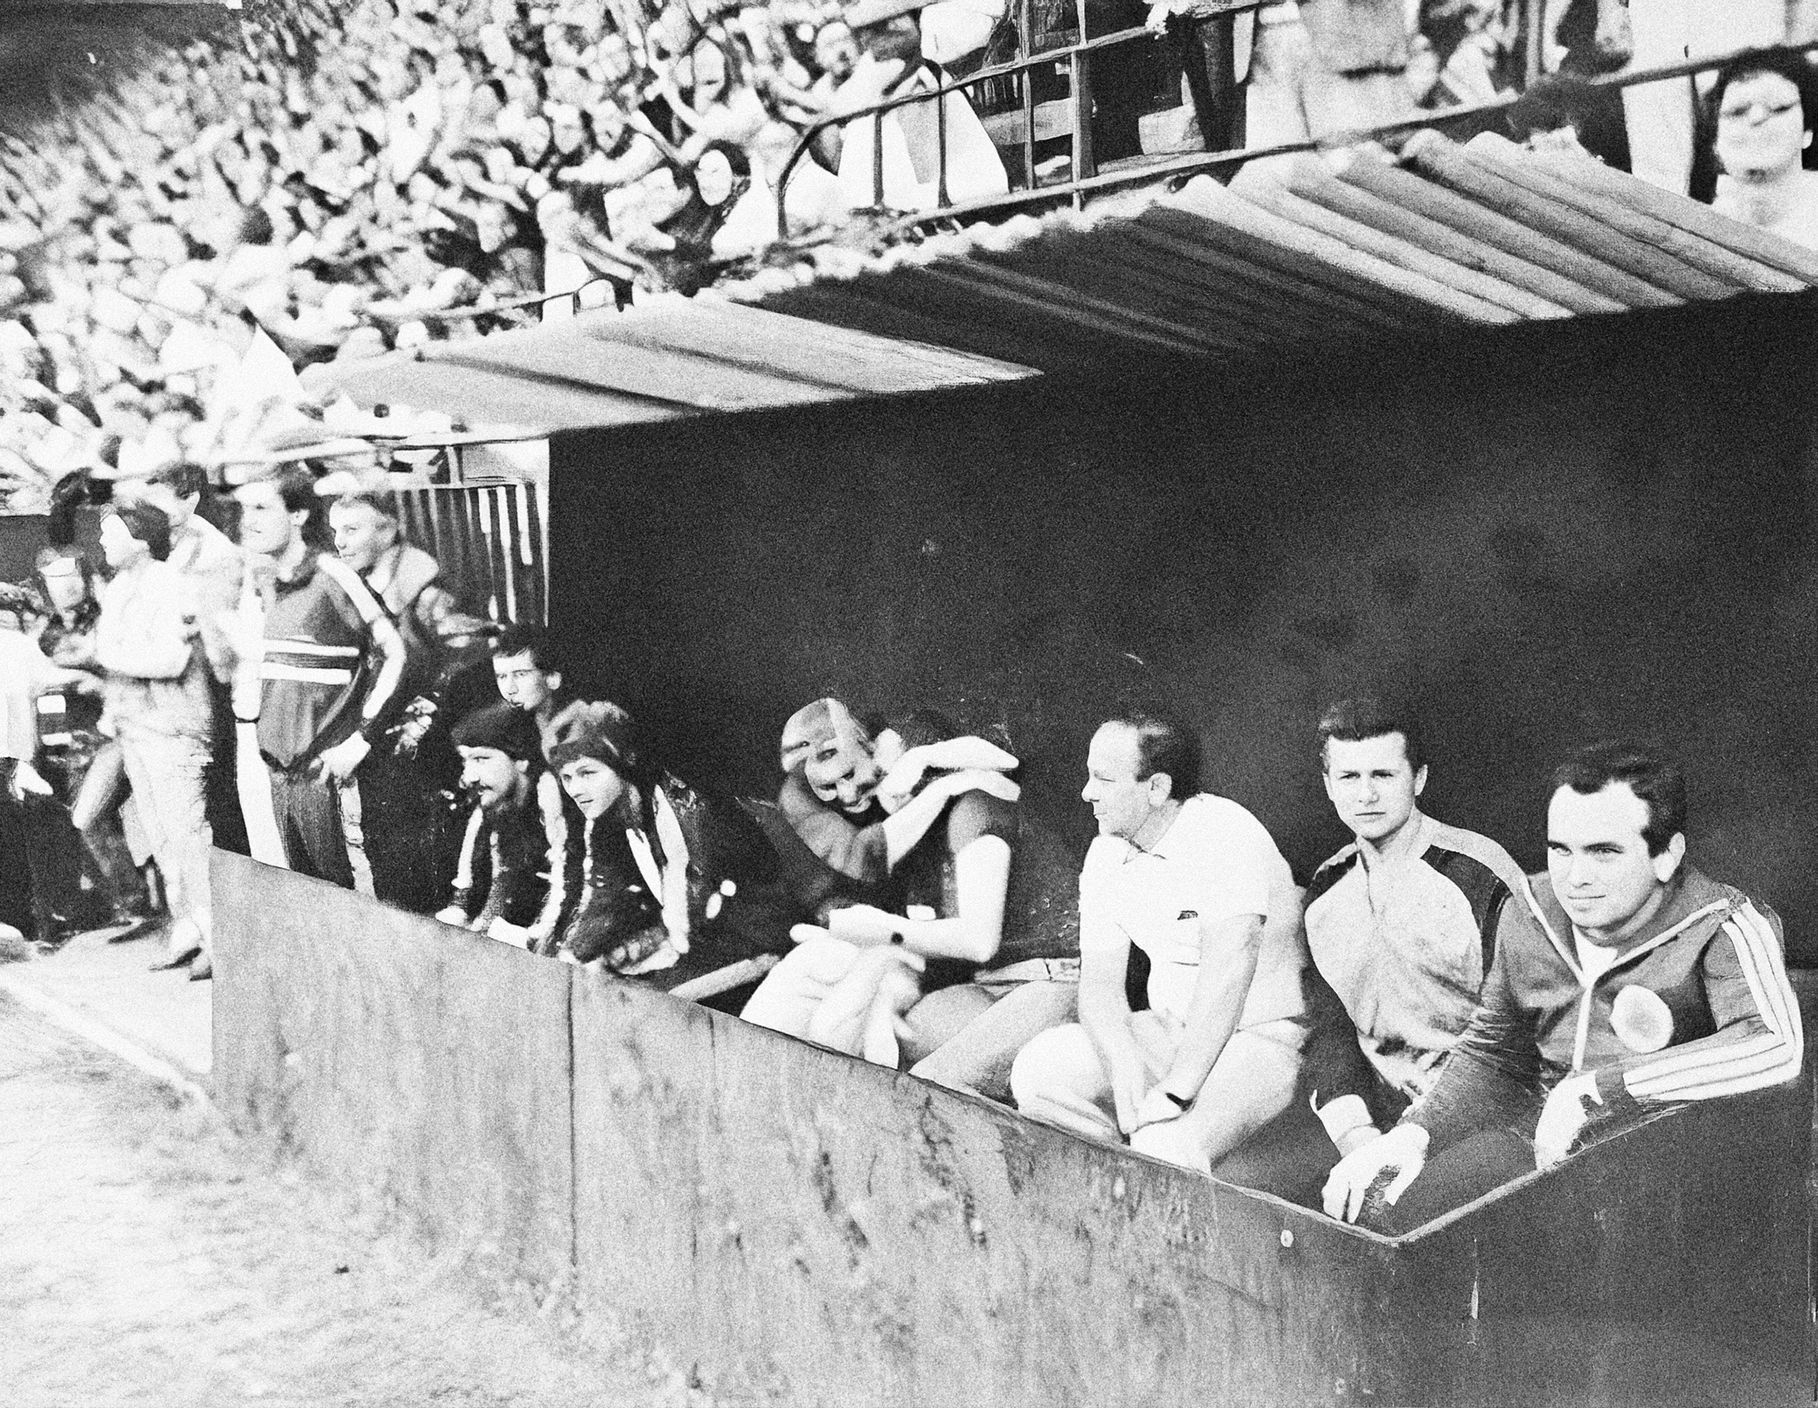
[1008,1023,1083,1111]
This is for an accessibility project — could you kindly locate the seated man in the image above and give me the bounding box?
[1302,696,1526,1156]
[546,702,791,989]
[742,710,1078,1092]
[1011,708,1311,1174]
[1324,741,1803,1234]
[436,702,567,952]
[490,622,585,754]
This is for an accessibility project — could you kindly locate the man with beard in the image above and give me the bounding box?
[436,701,567,950]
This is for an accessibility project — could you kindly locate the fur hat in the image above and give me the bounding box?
[451,701,541,762]
[545,699,641,776]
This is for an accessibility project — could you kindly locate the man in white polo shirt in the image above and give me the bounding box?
[1010,708,1311,1173]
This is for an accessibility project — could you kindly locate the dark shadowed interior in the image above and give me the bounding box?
[553,291,1818,959]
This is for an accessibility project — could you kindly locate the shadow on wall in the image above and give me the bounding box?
[551,292,1818,962]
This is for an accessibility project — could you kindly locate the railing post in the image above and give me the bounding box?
[873,107,886,206]
[936,80,951,208]
[1019,0,1037,185]
[1072,0,1095,184]
[1523,0,1545,88]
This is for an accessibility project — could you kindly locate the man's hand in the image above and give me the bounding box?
[824,904,903,946]
[1106,1042,1152,1137]
[1322,1122,1430,1224]
[312,733,372,785]
[1534,1072,1603,1169]
[1131,1086,1187,1133]
[10,760,52,800]
[485,918,533,950]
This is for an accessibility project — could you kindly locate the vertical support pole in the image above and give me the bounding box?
[1019,0,1037,185]
[1071,0,1095,184]
[1524,0,1545,88]
[873,108,886,205]
[937,82,951,208]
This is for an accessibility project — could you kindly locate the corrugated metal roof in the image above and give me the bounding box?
[728,131,1818,376]
[322,130,1818,433]
[315,298,1039,438]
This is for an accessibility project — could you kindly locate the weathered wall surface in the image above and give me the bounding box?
[551,293,1818,960]
[214,854,1814,1407]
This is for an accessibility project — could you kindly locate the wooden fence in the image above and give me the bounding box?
[212,851,1815,1407]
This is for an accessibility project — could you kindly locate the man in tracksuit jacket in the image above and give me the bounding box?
[1323,739,1803,1234]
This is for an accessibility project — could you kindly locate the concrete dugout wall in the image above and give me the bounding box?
[549,293,1818,961]
[215,854,1814,1406]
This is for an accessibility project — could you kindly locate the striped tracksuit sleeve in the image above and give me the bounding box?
[1598,902,1804,1109]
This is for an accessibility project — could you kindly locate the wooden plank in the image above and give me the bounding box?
[983,98,1074,147]
[1116,216,1400,341]
[211,852,576,1289]
[1277,153,1609,315]
[1464,133,1803,297]
[1530,149,1818,288]
[1229,164,1525,325]
[1333,150,1669,311]
[1166,176,1487,327]
[1141,189,1439,334]
[1401,130,1732,302]
[215,857,1814,1407]
[1235,155,1568,319]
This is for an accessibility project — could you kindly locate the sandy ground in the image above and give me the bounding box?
[0,991,725,1408]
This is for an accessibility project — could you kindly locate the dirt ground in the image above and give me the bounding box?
[0,992,725,1408]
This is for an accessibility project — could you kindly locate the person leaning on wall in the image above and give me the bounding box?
[1322,740,1803,1234]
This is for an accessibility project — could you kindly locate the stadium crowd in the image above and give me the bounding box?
[0,454,1802,1232]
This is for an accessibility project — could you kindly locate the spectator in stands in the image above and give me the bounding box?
[1323,741,1802,1234]
[1300,696,1525,1158]
[1240,0,1415,147]
[546,701,791,992]
[1010,708,1312,1174]
[233,468,409,897]
[33,546,154,935]
[1703,51,1818,249]
[744,708,1079,1094]
[94,501,217,976]
[326,479,464,912]
[436,701,568,952]
[0,581,101,948]
[1622,1,1794,194]
[825,0,1010,212]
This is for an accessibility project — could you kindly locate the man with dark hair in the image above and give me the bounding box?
[233,469,409,893]
[1010,708,1312,1174]
[1302,696,1525,1158]
[436,701,568,950]
[1324,740,1802,1233]
[119,460,249,857]
[490,622,583,751]
[95,501,218,974]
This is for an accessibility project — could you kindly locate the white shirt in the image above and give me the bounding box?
[1080,793,1308,1027]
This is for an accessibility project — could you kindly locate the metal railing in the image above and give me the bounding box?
[774,2,1816,242]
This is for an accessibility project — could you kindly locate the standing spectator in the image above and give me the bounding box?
[94,502,216,976]
[1705,51,1818,248]
[0,583,99,947]
[1622,0,1788,194]
[1241,0,1416,147]
[116,461,249,857]
[33,546,154,934]
[436,701,569,952]
[326,481,464,913]
[234,469,409,897]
